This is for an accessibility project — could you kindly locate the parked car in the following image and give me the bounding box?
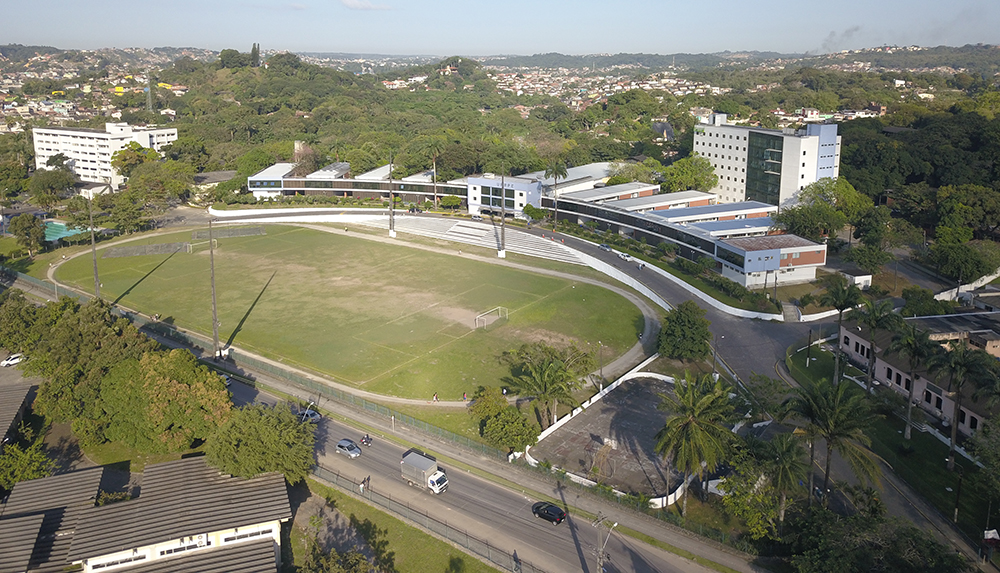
[531,501,566,525]
[598,244,612,252]
[1,353,24,367]
[336,438,362,459]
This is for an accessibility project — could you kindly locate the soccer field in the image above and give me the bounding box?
[56,225,643,400]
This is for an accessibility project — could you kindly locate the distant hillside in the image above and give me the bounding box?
[0,44,61,62]
[806,44,1000,75]
[476,51,799,71]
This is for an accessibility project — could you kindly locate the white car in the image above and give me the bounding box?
[1,353,24,367]
[300,409,321,423]
[618,252,632,262]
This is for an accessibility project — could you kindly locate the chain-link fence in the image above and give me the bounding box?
[312,465,544,573]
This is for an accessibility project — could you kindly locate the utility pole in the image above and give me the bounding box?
[89,185,103,299]
[388,151,396,238]
[592,513,618,572]
[208,219,220,360]
[498,163,506,258]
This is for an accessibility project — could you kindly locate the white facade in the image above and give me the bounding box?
[467,174,542,218]
[692,114,840,208]
[33,123,177,188]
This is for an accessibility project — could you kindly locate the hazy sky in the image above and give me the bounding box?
[6,0,999,56]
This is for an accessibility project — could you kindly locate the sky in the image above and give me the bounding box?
[5,0,1000,57]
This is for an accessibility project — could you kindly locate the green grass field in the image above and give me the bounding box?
[56,225,642,400]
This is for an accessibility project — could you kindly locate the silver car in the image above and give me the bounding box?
[336,439,362,459]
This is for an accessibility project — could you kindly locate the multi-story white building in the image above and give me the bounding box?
[33,122,178,188]
[467,173,542,218]
[692,114,840,207]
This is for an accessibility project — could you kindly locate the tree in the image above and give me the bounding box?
[0,442,55,491]
[847,299,903,394]
[418,135,447,208]
[843,245,893,275]
[301,539,370,573]
[970,415,1000,517]
[799,177,872,230]
[658,300,711,361]
[819,276,863,386]
[544,158,567,231]
[766,432,809,529]
[108,190,144,234]
[440,195,461,209]
[900,286,957,317]
[932,243,996,287]
[469,385,508,424]
[886,323,938,441]
[27,167,75,208]
[654,373,736,516]
[8,213,46,256]
[508,357,577,428]
[771,201,847,243]
[782,379,880,502]
[659,155,718,192]
[853,205,921,251]
[483,406,539,453]
[928,339,993,471]
[720,445,779,540]
[206,403,315,484]
[250,43,260,68]
[45,152,70,170]
[111,141,161,179]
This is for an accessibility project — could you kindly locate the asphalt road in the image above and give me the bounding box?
[228,381,720,573]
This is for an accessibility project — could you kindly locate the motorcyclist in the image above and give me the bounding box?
[362,433,371,446]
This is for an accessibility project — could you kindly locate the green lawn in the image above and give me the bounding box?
[302,478,500,573]
[55,225,642,400]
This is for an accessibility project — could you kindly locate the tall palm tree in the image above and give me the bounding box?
[847,298,903,394]
[763,432,808,529]
[887,323,938,441]
[782,379,880,504]
[509,358,577,428]
[654,373,736,517]
[819,277,863,386]
[929,339,993,470]
[544,159,568,231]
[420,136,447,209]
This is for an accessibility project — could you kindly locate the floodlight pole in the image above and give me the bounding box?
[592,514,618,572]
[209,219,221,361]
[388,151,396,238]
[498,163,506,258]
[89,185,103,299]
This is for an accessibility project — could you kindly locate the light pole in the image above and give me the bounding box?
[593,515,618,572]
[712,334,724,376]
[950,460,964,524]
[598,340,603,386]
[208,219,220,361]
[89,185,105,299]
[388,151,396,239]
[498,163,506,259]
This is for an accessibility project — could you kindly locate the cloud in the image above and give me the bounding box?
[340,0,390,10]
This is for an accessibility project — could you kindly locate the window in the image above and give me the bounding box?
[843,335,849,346]
[934,396,942,409]
[959,410,966,424]
[895,372,902,385]
[886,367,893,379]
[971,416,979,430]
[924,390,932,403]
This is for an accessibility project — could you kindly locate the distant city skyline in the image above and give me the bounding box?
[6,0,999,58]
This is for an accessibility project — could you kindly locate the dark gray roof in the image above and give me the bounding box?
[68,457,290,562]
[0,514,44,573]
[0,381,32,441]
[194,171,237,185]
[0,466,104,572]
[116,538,277,573]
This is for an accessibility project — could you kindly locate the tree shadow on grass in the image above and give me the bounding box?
[113,250,178,305]
[225,271,275,349]
[349,514,396,573]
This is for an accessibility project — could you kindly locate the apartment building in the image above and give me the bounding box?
[33,122,177,188]
[692,114,840,207]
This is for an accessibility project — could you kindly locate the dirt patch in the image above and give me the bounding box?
[293,493,373,560]
[432,305,478,327]
[505,327,576,349]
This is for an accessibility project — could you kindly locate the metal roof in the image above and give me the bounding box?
[524,162,611,186]
[0,381,32,441]
[610,191,716,211]
[562,182,659,202]
[305,162,351,179]
[67,457,290,562]
[0,514,43,573]
[355,164,393,180]
[115,538,277,573]
[248,163,296,180]
[907,311,1000,338]
[645,201,777,222]
[0,466,104,572]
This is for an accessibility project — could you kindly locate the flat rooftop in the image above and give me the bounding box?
[248,163,296,180]
[688,217,774,234]
[355,164,393,180]
[524,161,611,186]
[645,201,777,222]
[611,190,715,210]
[721,234,820,251]
[906,312,1000,338]
[562,181,660,202]
[305,162,351,179]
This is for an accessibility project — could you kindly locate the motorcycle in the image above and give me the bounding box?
[360,435,373,447]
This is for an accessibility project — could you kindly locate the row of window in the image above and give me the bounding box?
[160,539,211,557]
[223,528,273,544]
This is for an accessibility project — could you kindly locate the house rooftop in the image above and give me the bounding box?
[116,538,277,573]
[906,311,1000,339]
[561,181,660,202]
[0,381,33,441]
[67,457,290,562]
[720,234,820,252]
[611,190,715,210]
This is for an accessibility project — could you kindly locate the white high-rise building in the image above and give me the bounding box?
[32,123,178,189]
[692,114,840,208]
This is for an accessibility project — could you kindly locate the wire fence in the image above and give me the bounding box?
[311,465,544,573]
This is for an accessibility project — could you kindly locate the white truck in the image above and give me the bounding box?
[400,449,448,494]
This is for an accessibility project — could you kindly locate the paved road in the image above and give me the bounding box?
[228,380,729,573]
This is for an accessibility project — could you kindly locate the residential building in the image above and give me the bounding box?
[839,312,1000,438]
[0,382,33,451]
[467,173,542,218]
[692,114,840,207]
[32,123,177,189]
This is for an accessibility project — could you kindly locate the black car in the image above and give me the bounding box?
[531,501,566,525]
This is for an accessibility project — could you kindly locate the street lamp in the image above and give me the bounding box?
[947,460,964,524]
[388,151,396,239]
[594,518,618,572]
[208,219,221,361]
[598,340,603,386]
[712,334,724,376]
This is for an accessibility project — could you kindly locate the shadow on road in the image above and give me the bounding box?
[558,479,593,573]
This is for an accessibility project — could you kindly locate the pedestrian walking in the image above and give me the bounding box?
[463,392,467,401]
[433,392,438,402]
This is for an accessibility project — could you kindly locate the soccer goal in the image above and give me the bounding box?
[187,239,218,253]
[475,306,509,330]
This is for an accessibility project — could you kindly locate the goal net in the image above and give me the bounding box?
[475,306,509,330]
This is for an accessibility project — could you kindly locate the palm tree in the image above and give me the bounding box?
[887,323,938,441]
[847,298,903,394]
[819,277,863,386]
[763,432,808,530]
[782,379,880,504]
[654,373,736,517]
[420,136,447,209]
[544,159,568,231]
[509,358,577,428]
[929,339,993,471]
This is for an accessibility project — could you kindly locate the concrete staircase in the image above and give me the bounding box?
[781,302,800,322]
